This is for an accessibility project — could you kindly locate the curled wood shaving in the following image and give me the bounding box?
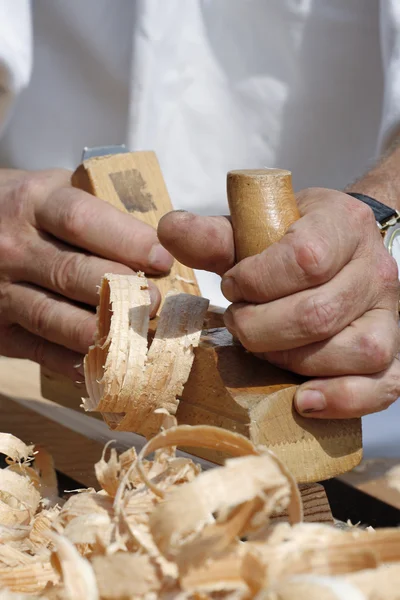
[0,524,30,542]
[0,469,41,516]
[84,274,209,436]
[50,533,98,599]
[149,453,295,567]
[91,553,160,598]
[0,434,34,463]
[117,291,209,436]
[29,510,59,550]
[0,501,31,527]
[83,273,151,414]
[2,428,400,598]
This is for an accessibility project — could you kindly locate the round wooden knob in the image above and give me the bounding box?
[227,169,300,262]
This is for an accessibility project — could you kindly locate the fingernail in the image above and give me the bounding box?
[221,276,239,302]
[295,389,326,414]
[148,243,174,272]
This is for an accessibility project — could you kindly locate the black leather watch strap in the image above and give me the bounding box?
[347,192,397,225]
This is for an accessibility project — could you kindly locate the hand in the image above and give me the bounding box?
[0,168,172,379]
[158,188,400,419]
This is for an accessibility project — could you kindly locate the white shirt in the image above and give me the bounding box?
[2,0,400,305]
[1,0,400,454]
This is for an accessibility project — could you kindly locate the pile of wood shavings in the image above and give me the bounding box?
[1,426,400,600]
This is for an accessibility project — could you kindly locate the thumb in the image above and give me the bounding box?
[294,360,400,419]
[157,211,235,276]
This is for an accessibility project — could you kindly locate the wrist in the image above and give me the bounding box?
[345,144,400,212]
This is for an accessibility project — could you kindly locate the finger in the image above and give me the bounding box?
[3,323,84,381]
[223,258,387,353]
[221,193,378,303]
[0,169,72,222]
[35,186,173,274]
[5,283,97,354]
[158,211,235,276]
[16,229,161,312]
[264,309,400,376]
[293,356,400,419]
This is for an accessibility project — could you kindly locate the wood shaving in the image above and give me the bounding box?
[0,425,399,598]
[83,273,151,414]
[171,275,197,285]
[3,276,400,597]
[84,274,209,436]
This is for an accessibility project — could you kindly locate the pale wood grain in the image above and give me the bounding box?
[0,357,333,522]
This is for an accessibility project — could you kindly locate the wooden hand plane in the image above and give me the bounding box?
[41,147,362,483]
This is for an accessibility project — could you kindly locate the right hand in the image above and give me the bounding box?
[0,168,172,380]
[159,189,400,419]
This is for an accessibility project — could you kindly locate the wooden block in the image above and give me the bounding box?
[177,327,362,482]
[72,150,200,300]
[40,325,362,482]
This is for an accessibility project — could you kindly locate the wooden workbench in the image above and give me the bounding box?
[0,356,397,520]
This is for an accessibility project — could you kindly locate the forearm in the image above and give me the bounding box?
[345,137,400,211]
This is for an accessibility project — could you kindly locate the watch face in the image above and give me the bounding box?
[384,224,400,279]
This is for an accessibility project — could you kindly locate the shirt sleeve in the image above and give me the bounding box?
[378,0,400,152]
[0,0,32,136]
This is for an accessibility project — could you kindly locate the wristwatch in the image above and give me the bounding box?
[347,192,400,274]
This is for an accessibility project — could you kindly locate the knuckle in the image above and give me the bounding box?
[265,350,292,370]
[30,295,53,337]
[13,174,45,215]
[379,254,399,289]
[58,191,88,239]
[235,258,263,297]
[0,279,11,305]
[350,198,376,226]
[381,369,400,411]
[359,330,395,372]
[298,295,339,340]
[295,186,325,208]
[0,234,20,267]
[30,337,47,367]
[339,377,363,414]
[51,252,87,296]
[69,314,95,351]
[292,235,333,283]
[232,306,258,351]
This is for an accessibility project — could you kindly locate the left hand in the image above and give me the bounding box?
[158,188,400,419]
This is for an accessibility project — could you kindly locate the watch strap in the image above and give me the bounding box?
[347,192,399,230]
